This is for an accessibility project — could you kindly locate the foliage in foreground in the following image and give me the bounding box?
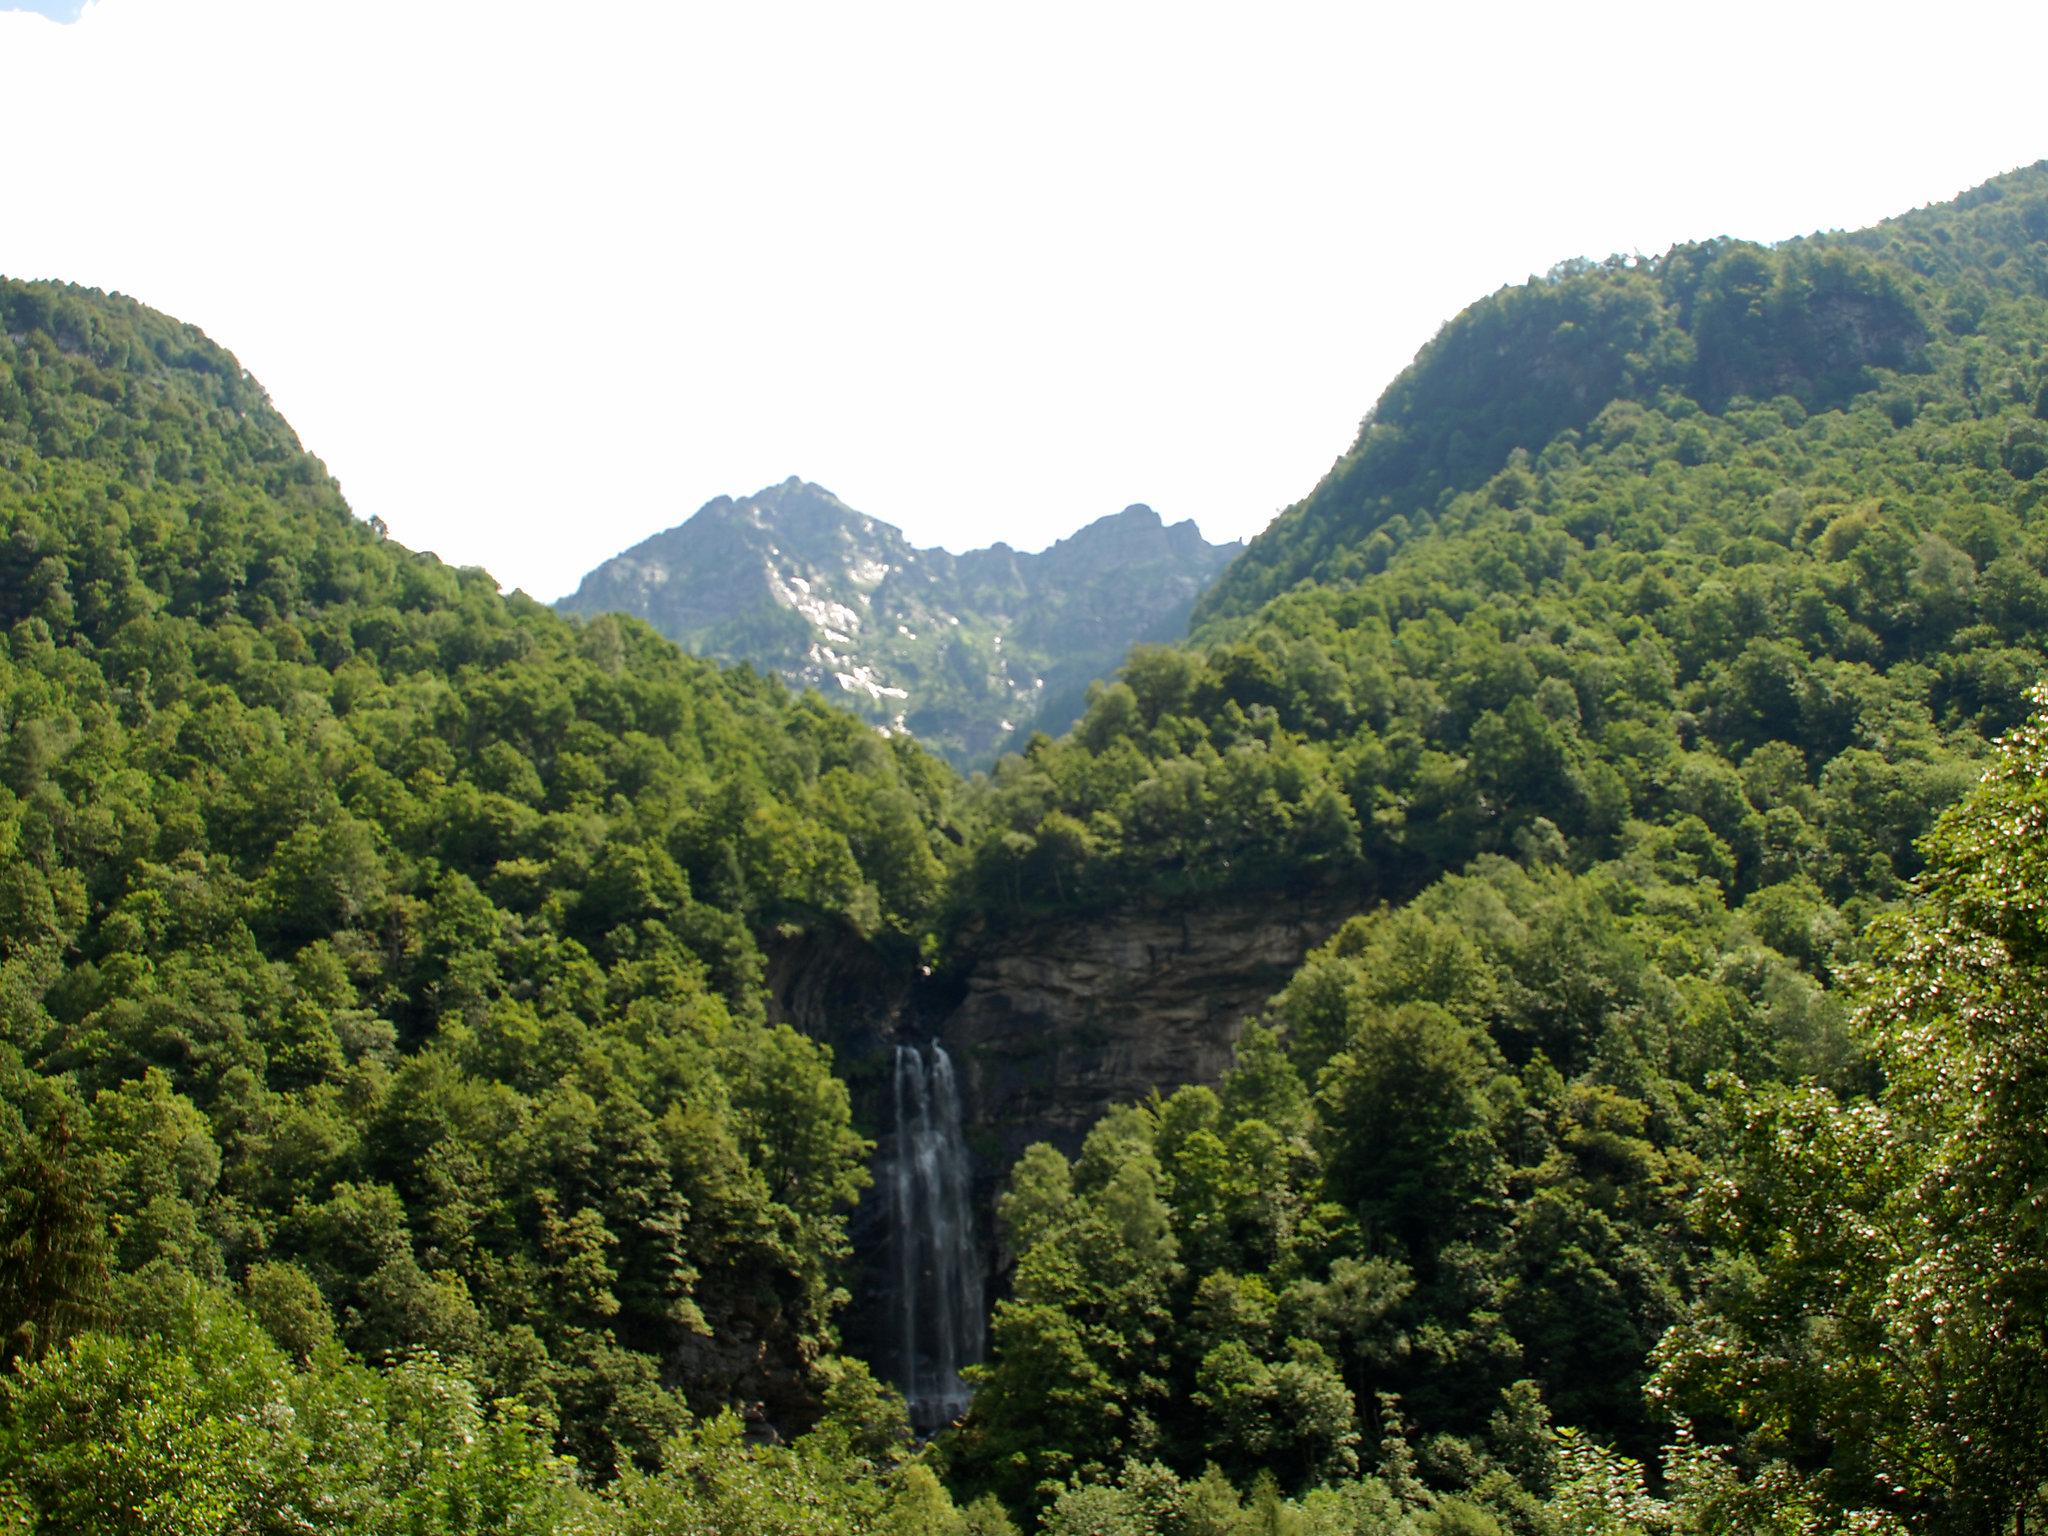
[0,1269,1918,1536]
[1654,683,2048,1531]
[0,1265,995,1536]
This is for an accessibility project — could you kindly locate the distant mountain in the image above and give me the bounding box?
[556,478,1241,766]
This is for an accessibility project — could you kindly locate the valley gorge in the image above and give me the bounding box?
[6,161,2048,1533]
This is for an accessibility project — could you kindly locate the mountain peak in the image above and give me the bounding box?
[558,486,1240,766]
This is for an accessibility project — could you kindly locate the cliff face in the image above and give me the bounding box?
[767,896,1350,1167]
[941,896,1350,1173]
[768,894,1348,1188]
[766,893,1352,1368]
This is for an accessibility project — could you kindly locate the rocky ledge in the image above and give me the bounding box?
[942,894,1354,1171]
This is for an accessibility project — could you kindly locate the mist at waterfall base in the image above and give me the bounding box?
[884,1042,985,1431]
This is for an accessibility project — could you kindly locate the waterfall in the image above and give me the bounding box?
[890,1041,982,1429]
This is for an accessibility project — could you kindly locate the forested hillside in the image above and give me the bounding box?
[3,163,2048,1536]
[0,278,992,1523]
[965,165,2048,930]
[939,162,2048,1532]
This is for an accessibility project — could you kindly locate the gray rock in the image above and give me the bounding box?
[557,478,1241,768]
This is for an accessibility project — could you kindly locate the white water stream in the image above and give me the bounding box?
[890,1042,983,1428]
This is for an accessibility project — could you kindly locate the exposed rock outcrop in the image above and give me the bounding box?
[557,479,1241,768]
[941,895,1353,1173]
[766,891,1354,1374]
[766,894,1354,1167]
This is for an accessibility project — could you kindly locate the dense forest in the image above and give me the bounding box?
[2,163,2048,1534]
[0,278,978,1523]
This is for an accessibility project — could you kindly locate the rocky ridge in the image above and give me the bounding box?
[556,477,1241,767]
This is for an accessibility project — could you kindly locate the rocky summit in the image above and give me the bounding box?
[555,477,1241,767]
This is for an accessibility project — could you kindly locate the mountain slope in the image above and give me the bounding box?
[1196,160,2048,628]
[8,162,2048,1534]
[0,277,969,1477]
[940,165,2048,1517]
[557,478,1240,768]
[959,163,2048,932]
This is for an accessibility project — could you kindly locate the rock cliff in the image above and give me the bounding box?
[766,891,1354,1339]
[768,895,1351,1164]
[940,896,1352,1175]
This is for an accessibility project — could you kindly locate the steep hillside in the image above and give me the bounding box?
[0,278,969,1480]
[1198,160,2048,626]
[940,165,2048,1526]
[557,478,1239,768]
[962,164,2048,933]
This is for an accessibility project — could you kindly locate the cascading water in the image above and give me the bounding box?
[889,1041,983,1429]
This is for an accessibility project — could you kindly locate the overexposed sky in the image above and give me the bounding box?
[3,1,2044,600]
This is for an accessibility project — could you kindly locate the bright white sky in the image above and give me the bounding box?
[3,1,2044,600]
